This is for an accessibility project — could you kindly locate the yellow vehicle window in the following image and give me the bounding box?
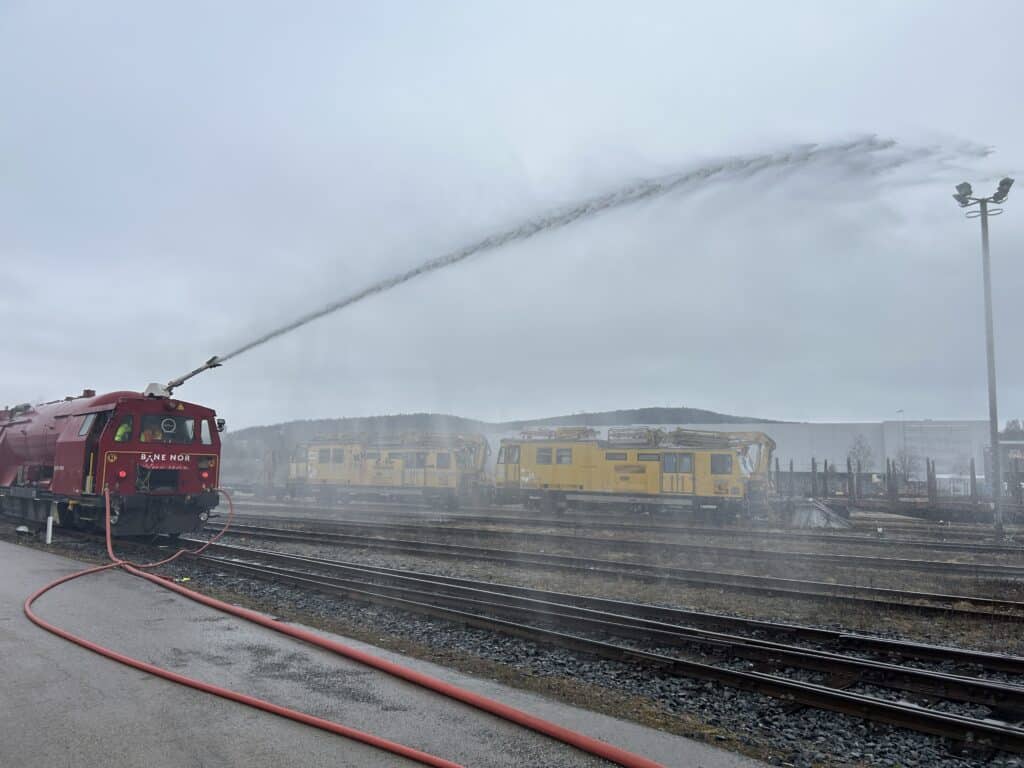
[536,448,552,465]
[556,448,572,464]
[711,454,733,474]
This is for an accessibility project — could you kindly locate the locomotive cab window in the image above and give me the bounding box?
[78,413,97,436]
[605,451,627,461]
[556,448,572,465]
[113,415,133,442]
[332,448,345,463]
[200,419,214,445]
[536,447,552,465]
[637,453,660,461]
[498,446,521,464]
[436,452,451,469]
[318,448,331,463]
[139,415,194,444]
[710,454,733,475]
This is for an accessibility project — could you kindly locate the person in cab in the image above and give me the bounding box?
[114,416,133,443]
[140,419,165,443]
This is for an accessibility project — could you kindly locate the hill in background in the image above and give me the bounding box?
[221,406,776,486]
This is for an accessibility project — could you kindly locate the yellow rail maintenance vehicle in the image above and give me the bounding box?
[494,426,775,517]
[287,432,491,508]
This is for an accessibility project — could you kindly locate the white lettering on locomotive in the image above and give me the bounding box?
[139,453,192,464]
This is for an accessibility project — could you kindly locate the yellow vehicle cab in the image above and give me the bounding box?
[287,432,490,507]
[494,426,775,516]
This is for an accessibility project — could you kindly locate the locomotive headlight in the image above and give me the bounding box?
[200,470,210,480]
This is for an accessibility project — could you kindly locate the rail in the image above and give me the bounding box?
[182,540,1024,752]
[205,522,1024,619]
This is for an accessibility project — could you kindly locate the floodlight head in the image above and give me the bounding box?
[992,176,1014,204]
[952,181,974,207]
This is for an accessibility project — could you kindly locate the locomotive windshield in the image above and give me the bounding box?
[139,414,195,444]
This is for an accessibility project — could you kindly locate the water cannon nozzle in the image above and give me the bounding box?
[164,354,226,395]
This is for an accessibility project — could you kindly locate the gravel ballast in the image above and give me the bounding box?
[7,524,1024,768]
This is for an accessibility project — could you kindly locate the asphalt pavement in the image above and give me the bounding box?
[0,538,764,767]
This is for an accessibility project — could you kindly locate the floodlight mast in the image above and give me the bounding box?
[953,177,1014,536]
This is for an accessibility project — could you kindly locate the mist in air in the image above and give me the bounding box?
[209,137,985,369]
[1,3,1022,427]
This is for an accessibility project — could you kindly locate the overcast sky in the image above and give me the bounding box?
[2,2,1023,429]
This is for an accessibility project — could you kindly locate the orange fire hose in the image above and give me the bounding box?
[23,489,667,768]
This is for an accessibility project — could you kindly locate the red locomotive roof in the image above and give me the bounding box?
[68,390,139,409]
[2,390,217,426]
[73,390,148,409]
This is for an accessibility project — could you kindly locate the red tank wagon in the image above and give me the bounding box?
[0,386,223,536]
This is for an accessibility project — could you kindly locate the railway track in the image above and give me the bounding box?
[219,514,1024,580]
[183,538,1024,753]
[207,522,1024,619]
[231,501,1024,555]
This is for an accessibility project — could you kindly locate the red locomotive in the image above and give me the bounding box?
[0,385,223,536]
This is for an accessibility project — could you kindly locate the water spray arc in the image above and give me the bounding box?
[164,136,983,394]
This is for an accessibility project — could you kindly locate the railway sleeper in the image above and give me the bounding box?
[193,555,1024,753]
[211,526,1024,619]
[198,554,1024,714]
[199,537,1024,674]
